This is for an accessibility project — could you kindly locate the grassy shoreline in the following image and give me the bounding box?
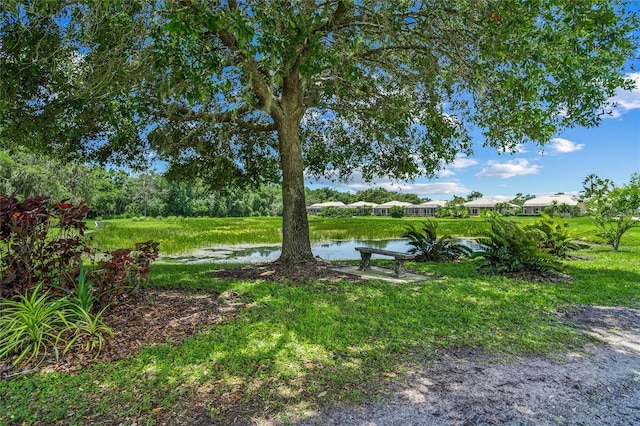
[2,217,639,424]
[88,215,617,255]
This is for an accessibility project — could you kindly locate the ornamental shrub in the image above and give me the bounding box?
[402,220,473,262]
[87,240,159,305]
[0,194,157,366]
[474,218,563,275]
[529,213,582,258]
[0,274,114,367]
[0,195,89,298]
[1,195,159,301]
[0,285,68,366]
[389,205,405,218]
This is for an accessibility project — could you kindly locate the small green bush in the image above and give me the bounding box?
[0,286,67,366]
[474,218,563,275]
[389,205,405,218]
[318,206,352,218]
[0,273,114,367]
[436,204,469,218]
[59,270,113,355]
[402,220,473,262]
[530,213,582,258]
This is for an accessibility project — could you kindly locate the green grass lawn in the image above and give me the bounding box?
[2,217,640,424]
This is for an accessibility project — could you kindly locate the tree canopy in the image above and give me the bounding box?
[1,1,638,263]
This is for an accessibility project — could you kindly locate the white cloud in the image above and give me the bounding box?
[438,154,479,177]
[343,181,470,196]
[604,72,640,116]
[306,153,477,190]
[450,154,479,169]
[306,168,471,197]
[476,159,542,179]
[437,169,456,178]
[499,143,528,154]
[398,182,471,195]
[612,73,640,110]
[549,138,584,153]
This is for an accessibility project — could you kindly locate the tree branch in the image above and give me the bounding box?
[154,106,276,132]
[314,0,348,34]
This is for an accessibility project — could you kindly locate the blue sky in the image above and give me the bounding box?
[306,69,640,202]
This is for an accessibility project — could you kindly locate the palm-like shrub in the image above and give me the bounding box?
[474,218,563,274]
[530,213,582,258]
[402,220,473,262]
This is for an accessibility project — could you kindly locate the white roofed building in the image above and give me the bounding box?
[464,198,519,216]
[522,195,582,215]
[406,200,447,217]
[373,201,413,216]
[306,201,347,215]
[346,201,378,209]
[345,201,378,216]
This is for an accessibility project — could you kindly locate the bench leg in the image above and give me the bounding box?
[394,259,407,278]
[358,252,372,271]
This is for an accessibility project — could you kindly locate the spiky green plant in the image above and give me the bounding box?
[474,218,564,275]
[0,272,114,366]
[60,270,113,356]
[530,213,583,258]
[402,220,473,262]
[0,286,68,366]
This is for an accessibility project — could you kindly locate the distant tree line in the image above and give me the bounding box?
[0,149,283,218]
[0,150,426,218]
[0,149,581,220]
[304,187,426,206]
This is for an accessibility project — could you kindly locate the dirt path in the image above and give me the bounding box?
[298,306,640,426]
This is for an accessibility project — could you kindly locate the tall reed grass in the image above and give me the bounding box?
[88,215,639,255]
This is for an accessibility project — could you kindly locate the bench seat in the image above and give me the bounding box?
[354,247,414,278]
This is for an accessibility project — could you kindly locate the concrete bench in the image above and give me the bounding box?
[355,247,415,278]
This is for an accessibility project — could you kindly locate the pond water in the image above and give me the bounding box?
[164,238,479,264]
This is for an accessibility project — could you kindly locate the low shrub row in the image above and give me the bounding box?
[405,213,583,276]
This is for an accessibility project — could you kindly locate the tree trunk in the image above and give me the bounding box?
[276,114,314,264]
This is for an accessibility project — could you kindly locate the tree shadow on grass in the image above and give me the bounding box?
[4,259,639,425]
[82,275,590,424]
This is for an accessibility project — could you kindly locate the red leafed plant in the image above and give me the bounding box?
[1,194,158,303]
[0,195,88,297]
[87,241,159,305]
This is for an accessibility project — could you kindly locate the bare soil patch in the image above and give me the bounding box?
[299,305,640,426]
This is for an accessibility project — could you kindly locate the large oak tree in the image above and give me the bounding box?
[1,1,638,264]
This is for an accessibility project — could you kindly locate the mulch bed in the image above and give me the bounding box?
[209,258,368,284]
[1,288,245,380]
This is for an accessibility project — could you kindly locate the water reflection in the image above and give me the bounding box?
[226,238,478,262]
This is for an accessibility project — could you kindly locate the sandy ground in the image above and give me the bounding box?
[298,306,640,426]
